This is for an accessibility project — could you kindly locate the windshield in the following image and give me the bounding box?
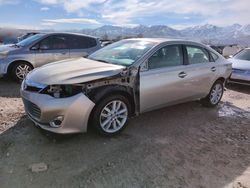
[88,40,157,66]
[234,49,250,61]
[16,33,45,47]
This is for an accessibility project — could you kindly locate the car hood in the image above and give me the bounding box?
[0,44,18,54]
[229,58,250,71]
[26,57,126,85]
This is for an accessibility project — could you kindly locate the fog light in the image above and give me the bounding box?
[49,116,64,128]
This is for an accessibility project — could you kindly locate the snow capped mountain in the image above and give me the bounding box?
[82,25,183,38]
[181,24,221,39]
[1,23,250,46]
[144,25,183,37]
[240,24,250,35]
[82,24,250,46]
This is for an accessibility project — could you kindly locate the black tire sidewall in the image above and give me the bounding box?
[91,95,131,136]
[203,80,224,107]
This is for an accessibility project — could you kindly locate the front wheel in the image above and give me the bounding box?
[91,95,131,136]
[11,62,33,82]
[201,80,224,107]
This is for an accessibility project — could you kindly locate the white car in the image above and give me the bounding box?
[229,48,250,85]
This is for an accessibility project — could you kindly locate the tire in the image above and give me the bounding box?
[91,95,131,136]
[201,80,224,107]
[11,62,33,82]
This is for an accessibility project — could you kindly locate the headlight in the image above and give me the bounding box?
[0,52,8,59]
[42,85,83,98]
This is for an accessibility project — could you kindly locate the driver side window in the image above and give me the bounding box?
[148,45,183,69]
[38,35,68,50]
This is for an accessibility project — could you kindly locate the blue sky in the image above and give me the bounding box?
[0,0,249,30]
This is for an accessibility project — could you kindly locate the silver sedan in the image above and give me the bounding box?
[21,39,232,136]
[0,33,101,81]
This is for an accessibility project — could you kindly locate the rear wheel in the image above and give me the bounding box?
[201,80,224,107]
[91,95,131,136]
[11,62,33,81]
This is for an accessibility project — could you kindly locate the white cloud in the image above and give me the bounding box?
[36,0,250,27]
[0,23,42,30]
[42,18,101,25]
[40,6,49,11]
[101,0,250,26]
[36,0,105,13]
[0,0,19,5]
[38,0,57,4]
[41,22,56,26]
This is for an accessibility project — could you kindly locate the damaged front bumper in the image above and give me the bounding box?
[20,88,95,134]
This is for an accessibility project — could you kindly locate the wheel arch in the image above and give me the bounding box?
[86,85,136,130]
[7,60,34,75]
[88,85,136,114]
[216,77,226,84]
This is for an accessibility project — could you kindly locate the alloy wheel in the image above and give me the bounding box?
[99,100,128,133]
[15,64,32,80]
[210,83,223,105]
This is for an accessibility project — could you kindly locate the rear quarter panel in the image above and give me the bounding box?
[216,58,232,81]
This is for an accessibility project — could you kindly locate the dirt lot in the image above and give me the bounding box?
[0,78,250,188]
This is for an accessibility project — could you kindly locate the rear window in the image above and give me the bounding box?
[68,35,97,49]
[186,46,209,64]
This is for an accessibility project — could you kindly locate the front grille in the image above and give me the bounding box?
[23,99,41,119]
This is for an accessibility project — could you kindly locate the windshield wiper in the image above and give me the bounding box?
[89,58,122,65]
[12,44,21,48]
[92,58,110,64]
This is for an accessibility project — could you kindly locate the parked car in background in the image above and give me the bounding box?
[3,37,18,45]
[100,40,114,47]
[18,32,40,42]
[21,38,232,136]
[228,48,250,85]
[0,33,101,81]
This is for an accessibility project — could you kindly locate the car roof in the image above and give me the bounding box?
[125,38,206,45]
[43,32,99,39]
[124,38,223,58]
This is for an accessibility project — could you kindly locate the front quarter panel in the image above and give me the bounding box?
[1,48,36,74]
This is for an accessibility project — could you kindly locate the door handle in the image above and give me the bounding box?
[178,72,187,78]
[211,67,216,72]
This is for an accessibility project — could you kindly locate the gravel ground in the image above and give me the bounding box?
[0,78,250,188]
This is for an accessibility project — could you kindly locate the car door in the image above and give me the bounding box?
[140,44,192,113]
[182,45,218,98]
[34,35,70,67]
[69,35,98,58]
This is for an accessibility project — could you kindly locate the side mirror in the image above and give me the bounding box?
[30,46,39,50]
[140,60,149,72]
